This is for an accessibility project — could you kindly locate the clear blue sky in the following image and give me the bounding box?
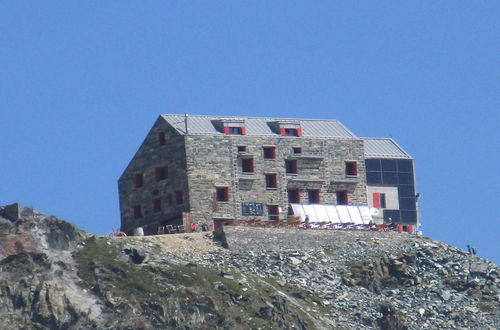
[1,2,498,263]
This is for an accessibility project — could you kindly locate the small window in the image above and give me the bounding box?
[134,173,143,188]
[152,198,161,212]
[346,161,358,176]
[237,146,246,153]
[336,191,348,205]
[158,132,166,146]
[308,190,320,203]
[265,174,278,188]
[380,193,387,208]
[216,187,229,202]
[293,147,302,154]
[263,146,276,159]
[282,128,300,136]
[225,126,246,135]
[133,205,142,219]
[155,166,168,181]
[175,191,184,205]
[268,205,279,221]
[288,189,300,203]
[373,192,386,208]
[285,159,298,174]
[242,158,254,173]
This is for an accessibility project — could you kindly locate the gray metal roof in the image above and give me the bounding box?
[161,114,358,138]
[363,138,412,159]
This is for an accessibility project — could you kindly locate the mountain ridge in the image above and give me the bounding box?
[0,204,498,329]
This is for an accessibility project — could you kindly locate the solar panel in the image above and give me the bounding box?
[313,205,329,222]
[336,206,351,223]
[290,204,306,221]
[358,206,374,223]
[303,205,318,222]
[347,206,363,224]
[325,204,341,223]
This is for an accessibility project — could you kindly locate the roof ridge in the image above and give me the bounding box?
[161,113,343,122]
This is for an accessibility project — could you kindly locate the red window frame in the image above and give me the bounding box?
[152,198,161,212]
[263,146,276,159]
[216,187,229,202]
[280,128,302,136]
[134,173,143,188]
[265,173,278,188]
[242,158,254,173]
[288,189,300,203]
[158,132,166,146]
[336,191,348,205]
[133,205,142,219]
[346,161,358,176]
[308,190,320,203]
[285,159,298,174]
[175,191,184,205]
[268,205,280,221]
[155,166,168,181]
[224,126,246,135]
[373,193,386,208]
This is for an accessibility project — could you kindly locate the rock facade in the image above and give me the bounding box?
[118,115,371,235]
[185,134,367,224]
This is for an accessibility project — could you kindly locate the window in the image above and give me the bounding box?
[216,187,229,202]
[133,205,142,219]
[152,198,161,212]
[263,146,276,159]
[346,161,358,176]
[288,189,300,203]
[285,159,298,174]
[268,205,279,221]
[265,174,278,188]
[242,158,254,173]
[293,147,302,154]
[155,166,168,181]
[224,126,246,135]
[158,132,166,146]
[134,173,143,188]
[308,190,320,203]
[280,128,302,136]
[373,193,386,208]
[237,146,246,153]
[336,191,348,205]
[175,191,184,205]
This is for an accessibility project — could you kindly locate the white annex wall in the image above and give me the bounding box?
[366,186,399,210]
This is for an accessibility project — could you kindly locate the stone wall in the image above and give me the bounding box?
[118,117,190,234]
[184,134,367,224]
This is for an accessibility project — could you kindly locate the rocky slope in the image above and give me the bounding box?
[0,204,498,329]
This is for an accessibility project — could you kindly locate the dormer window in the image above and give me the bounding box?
[213,119,247,135]
[268,120,302,137]
[284,128,300,136]
[226,126,245,135]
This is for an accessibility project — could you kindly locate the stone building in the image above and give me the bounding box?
[118,114,418,234]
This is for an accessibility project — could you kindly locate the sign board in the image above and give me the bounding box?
[241,202,264,216]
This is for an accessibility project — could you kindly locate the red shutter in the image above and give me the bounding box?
[296,128,302,136]
[249,159,254,172]
[352,162,357,175]
[292,160,297,173]
[373,193,380,208]
[224,188,229,201]
[223,127,230,134]
[315,190,320,203]
[241,127,246,135]
[280,128,286,136]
